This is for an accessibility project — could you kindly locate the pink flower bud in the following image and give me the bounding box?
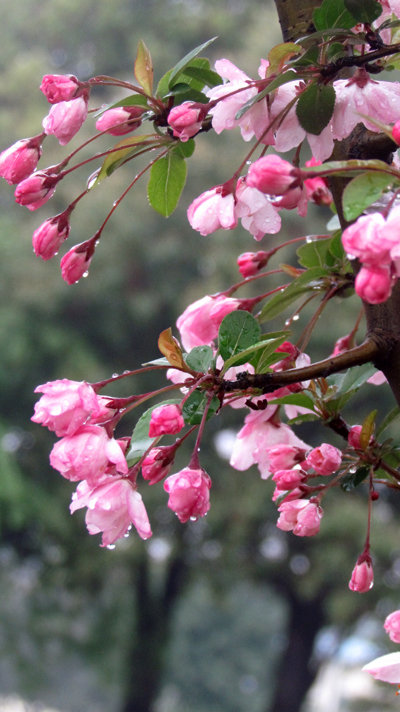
[60,240,95,284]
[332,333,352,356]
[305,443,342,476]
[304,158,332,206]
[272,468,306,491]
[32,378,104,436]
[348,425,363,449]
[355,264,393,304]
[164,466,211,522]
[167,102,204,141]
[14,172,59,210]
[148,404,184,437]
[42,96,88,145]
[267,445,307,473]
[32,212,71,260]
[237,251,269,277]
[276,498,323,537]
[384,610,400,643]
[187,185,237,236]
[341,213,390,264]
[0,135,43,185]
[363,652,400,684]
[392,120,400,145]
[95,106,143,136]
[70,476,152,546]
[141,446,176,485]
[348,555,374,593]
[176,294,241,351]
[40,74,81,103]
[50,424,128,484]
[246,155,298,195]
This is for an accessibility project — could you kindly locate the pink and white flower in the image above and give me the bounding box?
[95,106,143,135]
[164,466,211,522]
[187,185,237,236]
[304,443,342,476]
[42,96,88,145]
[276,498,323,536]
[70,475,152,546]
[176,294,241,351]
[148,404,184,437]
[234,178,281,240]
[363,652,400,684]
[348,555,374,593]
[32,378,105,437]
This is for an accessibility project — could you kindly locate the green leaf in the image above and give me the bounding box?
[93,135,159,186]
[344,0,382,23]
[181,65,222,87]
[259,268,327,323]
[174,139,195,158]
[313,0,357,30]
[269,393,316,410]
[334,362,379,396]
[167,37,217,88]
[297,238,332,269]
[360,410,377,449]
[303,158,394,177]
[377,406,400,436]
[127,399,179,465]
[341,466,370,492]
[221,334,289,372]
[157,57,217,99]
[134,40,153,95]
[147,149,187,217]
[185,345,215,372]
[165,83,209,103]
[267,42,303,74]
[296,83,336,135]
[342,172,395,221]
[181,392,219,425]
[218,311,261,364]
[287,413,320,426]
[235,70,297,119]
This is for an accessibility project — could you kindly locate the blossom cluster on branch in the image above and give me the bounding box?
[5,0,400,690]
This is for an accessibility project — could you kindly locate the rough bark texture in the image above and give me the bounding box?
[274,0,319,42]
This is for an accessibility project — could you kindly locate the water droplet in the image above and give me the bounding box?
[112,373,119,378]
[82,271,89,278]
[246,160,251,165]
[305,235,314,243]
[349,466,357,473]
[190,516,198,522]
[107,544,116,550]
[292,314,299,321]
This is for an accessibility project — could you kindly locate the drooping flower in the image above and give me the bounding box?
[40,74,81,103]
[141,445,176,485]
[363,653,400,684]
[187,185,237,236]
[14,172,59,210]
[95,106,144,135]
[148,404,184,437]
[176,294,241,351]
[234,178,281,240]
[0,135,43,185]
[167,102,204,141]
[304,443,342,476]
[42,96,88,145]
[276,498,323,536]
[70,475,152,546]
[60,239,95,284]
[164,466,211,522]
[348,555,374,593]
[32,211,71,260]
[32,378,105,437]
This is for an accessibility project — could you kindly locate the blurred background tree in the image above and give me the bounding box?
[1,2,400,711]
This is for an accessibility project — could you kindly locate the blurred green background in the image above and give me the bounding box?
[1,1,400,711]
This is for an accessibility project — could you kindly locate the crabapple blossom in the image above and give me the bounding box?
[141,446,176,485]
[206,59,260,141]
[363,653,400,684]
[237,251,270,277]
[164,466,211,522]
[272,468,307,491]
[32,212,71,260]
[276,499,323,537]
[348,425,363,449]
[348,556,374,592]
[355,265,393,304]
[392,120,400,145]
[148,404,184,437]
[234,178,281,240]
[167,102,204,141]
[70,476,152,546]
[60,241,94,284]
[246,155,298,195]
[42,96,88,145]
[14,172,59,210]
[32,378,105,437]
[303,158,332,206]
[176,294,241,351]
[304,443,342,476]
[187,185,237,236]
[95,106,143,135]
[341,213,391,265]
[0,136,43,185]
[50,424,128,484]
[40,74,81,103]
[266,444,307,473]
[384,610,400,643]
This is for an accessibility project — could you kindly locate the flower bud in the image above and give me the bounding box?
[60,240,95,284]
[355,265,392,304]
[40,74,81,103]
[148,404,184,437]
[392,120,400,145]
[95,106,144,136]
[0,135,43,185]
[246,155,298,195]
[164,466,211,522]
[42,96,88,145]
[384,610,400,643]
[32,211,71,260]
[167,102,204,141]
[305,443,342,476]
[237,251,269,277]
[348,556,374,593]
[141,446,176,485]
[14,172,59,210]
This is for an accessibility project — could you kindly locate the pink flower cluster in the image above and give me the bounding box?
[32,379,152,546]
[341,206,400,304]
[40,74,89,145]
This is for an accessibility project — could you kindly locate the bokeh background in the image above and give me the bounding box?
[1,1,400,711]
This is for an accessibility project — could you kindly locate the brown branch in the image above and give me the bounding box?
[221,338,379,394]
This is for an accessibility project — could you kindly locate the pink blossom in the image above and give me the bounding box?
[237,251,270,277]
[0,136,43,185]
[141,446,176,485]
[384,610,400,643]
[304,158,332,206]
[95,106,143,136]
[348,556,374,593]
[355,265,393,304]
[206,59,261,141]
[341,213,391,265]
[32,378,104,437]
[266,444,307,473]
[187,185,237,236]
[14,172,59,210]
[50,424,128,484]
[272,468,306,491]
[164,466,211,522]
[60,241,94,284]
[148,404,184,437]
[70,476,152,546]
[230,407,309,479]
[176,294,241,351]
[234,178,281,240]
[393,120,400,145]
[363,652,400,684]
[304,443,342,476]
[348,425,363,449]
[246,155,298,195]
[276,499,323,536]
[42,96,88,145]
[167,102,204,141]
[32,212,71,260]
[40,74,81,103]
[332,333,353,356]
